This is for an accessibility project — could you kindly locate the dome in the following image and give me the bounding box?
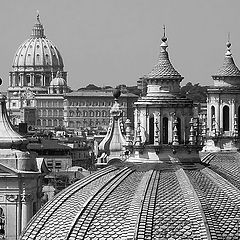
[50,71,67,86]
[12,14,64,71]
[20,152,240,239]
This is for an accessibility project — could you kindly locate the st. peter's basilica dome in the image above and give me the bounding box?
[12,13,64,72]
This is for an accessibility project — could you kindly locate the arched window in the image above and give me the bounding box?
[96,111,100,117]
[211,106,215,130]
[53,119,58,126]
[37,119,41,126]
[53,110,57,117]
[89,111,94,117]
[42,110,46,117]
[83,111,88,117]
[102,111,107,117]
[59,110,63,116]
[177,117,181,143]
[163,117,168,144]
[0,207,5,237]
[149,115,154,144]
[59,119,63,126]
[48,110,52,117]
[48,119,52,127]
[42,119,46,126]
[223,105,229,131]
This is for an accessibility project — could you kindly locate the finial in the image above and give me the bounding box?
[161,25,167,42]
[225,32,232,57]
[36,10,40,23]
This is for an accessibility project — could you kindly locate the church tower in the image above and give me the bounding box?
[135,28,193,146]
[205,39,240,151]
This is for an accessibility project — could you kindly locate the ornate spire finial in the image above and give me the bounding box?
[36,10,40,23]
[225,33,232,57]
[161,25,167,42]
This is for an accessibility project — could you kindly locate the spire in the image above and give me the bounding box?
[98,89,127,159]
[143,26,183,80]
[0,80,28,148]
[31,11,45,38]
[213,37,240,77]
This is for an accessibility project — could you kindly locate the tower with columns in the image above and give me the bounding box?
[135,29,193,147]
[204,40,240,151]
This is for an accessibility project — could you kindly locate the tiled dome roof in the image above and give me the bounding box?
[144,35,183,80]
[20,152,240,239]
[12,13,64,71]
[213,41,240,77]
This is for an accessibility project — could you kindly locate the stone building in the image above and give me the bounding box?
[7,13,68,128]
[135,32,193,145]
[0,93,47,240]
[204,40,240,151]
[64,90,138,131]
[19,31,240,240]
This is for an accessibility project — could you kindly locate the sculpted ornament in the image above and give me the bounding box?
[6,194,33,202]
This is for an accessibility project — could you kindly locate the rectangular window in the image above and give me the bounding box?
[55,161,62,169]
[47,160,53,169]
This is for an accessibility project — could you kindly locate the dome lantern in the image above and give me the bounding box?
[31,11,45,38]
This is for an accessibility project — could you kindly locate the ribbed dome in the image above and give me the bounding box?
[20,152,240,239]
[50,71,67,86]
[12,14,64,70]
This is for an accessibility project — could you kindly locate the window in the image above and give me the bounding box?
[48,110,52,117]
[102,111,107,117]
[43,110,46,117]
[223,105,229,131]
[37,119,41,126]
[163,117,168,144]
[211,106,215,130]
[47,160,53,169]
[35,75,41,86]
[59,110,63,116]
[53,119,58,126]
[55,161,62,169]
[90,111,94,117]
[48,119,52,126]
[12,102,16,107]
[53,110,58,117]
[69,111,74,117]
[96,111,100,117]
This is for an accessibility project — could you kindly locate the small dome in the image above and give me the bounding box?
[12,14,64,72]
[50,71,66,86]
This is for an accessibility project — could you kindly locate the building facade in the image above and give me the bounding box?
[64,90,138,131]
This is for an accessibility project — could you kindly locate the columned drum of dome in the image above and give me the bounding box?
[8,13,67,95]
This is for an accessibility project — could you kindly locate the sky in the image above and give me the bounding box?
[0,0,239,91]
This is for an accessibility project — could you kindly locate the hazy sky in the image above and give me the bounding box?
[0,0,239,91]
